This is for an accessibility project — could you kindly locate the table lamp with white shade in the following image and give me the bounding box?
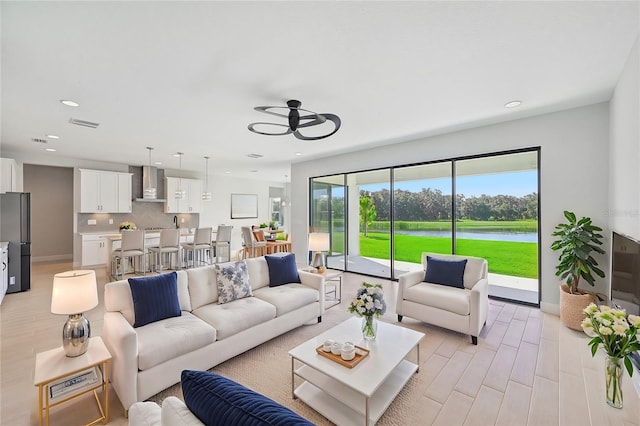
[308,232,330,273]
[51,270,99,357]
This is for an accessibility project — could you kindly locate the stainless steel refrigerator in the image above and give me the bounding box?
[0,192,31,293]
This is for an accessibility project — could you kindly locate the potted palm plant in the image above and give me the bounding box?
[551,211,606,330]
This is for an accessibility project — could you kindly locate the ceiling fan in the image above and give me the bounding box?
[248,99,341,141]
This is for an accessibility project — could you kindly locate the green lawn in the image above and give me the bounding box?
[358,232,538,278]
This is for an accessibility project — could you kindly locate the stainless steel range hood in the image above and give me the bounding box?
[133,165,166,202]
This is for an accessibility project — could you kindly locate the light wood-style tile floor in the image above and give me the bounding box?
[1,261,638,425]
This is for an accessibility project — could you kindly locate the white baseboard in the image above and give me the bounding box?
[32,254,73,263]
[540,301,559,316]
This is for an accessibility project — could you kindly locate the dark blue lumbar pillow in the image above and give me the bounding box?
[181,370,313,426]
[128,272,181,327]
[265,253,300,287]
[424,256,467,289]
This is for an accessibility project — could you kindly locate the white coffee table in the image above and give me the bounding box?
[288,317,424,426]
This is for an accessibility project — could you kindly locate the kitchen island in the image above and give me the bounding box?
[79,230,194,274]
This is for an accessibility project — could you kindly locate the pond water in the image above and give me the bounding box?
[395,230,538,243]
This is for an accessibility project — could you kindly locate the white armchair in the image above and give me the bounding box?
[396,252,488,344]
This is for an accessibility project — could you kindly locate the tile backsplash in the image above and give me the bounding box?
[77,201,199,233]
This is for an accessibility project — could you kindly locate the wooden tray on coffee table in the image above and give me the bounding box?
[315,345,370,368]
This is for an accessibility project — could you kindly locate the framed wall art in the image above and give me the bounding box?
[231,193,258,219]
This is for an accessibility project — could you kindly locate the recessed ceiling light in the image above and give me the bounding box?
[225,171,231,174]
[47,134,60,139]
[60,100,80,107]
[295,152,302,156]
[504,100,522,108]
[154,161,162,165]
[45,148,56,152]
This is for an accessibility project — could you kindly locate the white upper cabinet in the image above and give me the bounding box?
[117,173,132,213]
[80,169,132,213]
[184,179,202,213]
[1,158,18,193]
[165,177,202,213]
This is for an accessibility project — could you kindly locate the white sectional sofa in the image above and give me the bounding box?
[102,255,324,413]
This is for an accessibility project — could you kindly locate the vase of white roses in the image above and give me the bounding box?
[347,282,386,340]
[581,303,640,408]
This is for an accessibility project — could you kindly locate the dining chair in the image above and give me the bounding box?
[181,227,212,268]
[148,228,181,272]
[111,229,145,280]
[212,225,233,263]
[241,226,266,258]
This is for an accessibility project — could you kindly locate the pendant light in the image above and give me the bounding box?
[281,174,290,207]
[202,156,212,201]
[174,152,186,200]
[143,147,157,199]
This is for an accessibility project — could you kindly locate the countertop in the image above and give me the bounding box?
[79,229,193,237]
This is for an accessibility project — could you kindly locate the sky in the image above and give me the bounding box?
[362,170,538,197]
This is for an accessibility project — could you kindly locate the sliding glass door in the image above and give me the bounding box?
[309,148,540,305]
[455,151,539,304]
[346,169,391,278]
[310,175,346,268]
[393,162,453,278]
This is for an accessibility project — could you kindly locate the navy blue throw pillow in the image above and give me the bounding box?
[128,272,181,327]
[181,370,313,426]
[424,256,467,289]
[265,253,300,287]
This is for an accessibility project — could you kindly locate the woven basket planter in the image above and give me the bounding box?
[559,284,597,330]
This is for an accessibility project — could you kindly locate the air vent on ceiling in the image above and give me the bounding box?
[31,138,48,144]
[247,153,263,159]
[69,118,100,128]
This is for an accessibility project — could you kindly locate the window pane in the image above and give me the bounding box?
[393,162,453,278]
[348,169,391,278]
[455,151,539,304]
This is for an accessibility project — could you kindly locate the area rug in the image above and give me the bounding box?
[146,305,440,426]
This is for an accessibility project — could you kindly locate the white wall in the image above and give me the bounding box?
[198,174,284,256]
[291,103,611,314]
[609,36,640,240]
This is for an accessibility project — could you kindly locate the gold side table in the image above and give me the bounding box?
[34,336,111,426]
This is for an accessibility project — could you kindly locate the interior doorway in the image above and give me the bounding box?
[23,164,73,262]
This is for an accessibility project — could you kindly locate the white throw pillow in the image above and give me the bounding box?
[215,261,253,304]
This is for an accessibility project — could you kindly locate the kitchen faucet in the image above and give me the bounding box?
[173,215,179,229]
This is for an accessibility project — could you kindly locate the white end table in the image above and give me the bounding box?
[34,336,111,426]
[323,270,343,308]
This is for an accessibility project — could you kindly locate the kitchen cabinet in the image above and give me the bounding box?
[1,158,18,193]
[164,177,202,213]
[81,234,109,267]
[118,173,132,213]
[80,169,132,213]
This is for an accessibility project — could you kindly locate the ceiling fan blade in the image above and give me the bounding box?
[297,114,327,128]
[248,122,293,136]
[254,106,290,119]
[293,114,341,140]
